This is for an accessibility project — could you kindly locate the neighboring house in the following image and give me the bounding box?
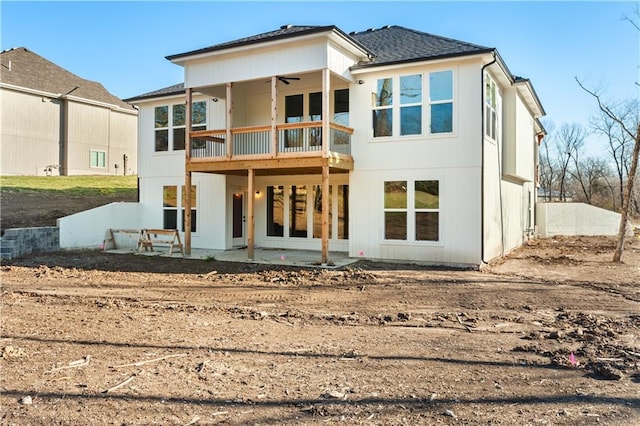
[0,47,137,176]
[117,24,545,266]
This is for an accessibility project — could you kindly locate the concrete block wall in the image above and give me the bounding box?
[0,226,60,260]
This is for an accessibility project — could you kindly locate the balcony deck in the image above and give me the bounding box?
[187,121,354,176]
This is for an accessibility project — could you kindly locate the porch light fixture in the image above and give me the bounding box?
[211,97,219,102]
[356,80,365,85]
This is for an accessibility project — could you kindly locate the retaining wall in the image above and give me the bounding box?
[0,226,59,260]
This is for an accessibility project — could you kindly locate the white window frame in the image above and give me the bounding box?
[399,73,423,136]
[427,70,454,135]
[154,101,207,153]
[372,70,455,138]
[484,74,499,141]
[383,179,441,243]
[90,150,106,169]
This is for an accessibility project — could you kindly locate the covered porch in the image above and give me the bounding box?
[182,69,355,264]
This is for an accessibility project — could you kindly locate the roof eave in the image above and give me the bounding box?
[350,48,495,72]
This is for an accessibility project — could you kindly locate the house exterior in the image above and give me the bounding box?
[0,47,137,176]
[120,24,545,267]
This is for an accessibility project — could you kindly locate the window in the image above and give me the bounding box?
[313,185,332,239]
[373,78,393,137]
[163,185,177,229]
[309,92,322,147]
[267,183,349,240]
[485,75,498,140]
[181,185,197,233]
[155,106,169,151]
[90,150,106,168]
[384,180,439,242]
[267,185,284,237]
[284,94,304,148]
[414,180,439,241]
[334,89,349,126]
[289,185,307,237]
[429,71,453,133]
[337,184,349,239]
[163,185,196,232]
[155,102,206,152]
[384,181,407,240]
[400,74,422,135]
[373,71,453,137]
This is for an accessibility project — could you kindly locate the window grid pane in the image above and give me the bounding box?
[385,212,407,240]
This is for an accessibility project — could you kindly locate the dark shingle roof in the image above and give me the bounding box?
[350,25,493,68]
[133,24,495,101]
[166,25,371,61]
[0,47,134,111]
[123,83,185,102]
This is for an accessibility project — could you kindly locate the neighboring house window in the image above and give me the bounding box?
[373,78,393,137]
[155,106,169,151]
[400,74,422,136]
[485,75,498,140]
[384,180,440,241]
[163,185,197,232]
[429,70,453,134]
[90,150,106,168]
[373,71,453,137]
[155,102,207,152]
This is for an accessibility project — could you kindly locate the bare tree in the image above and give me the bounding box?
[575,5,640,262]
[556,123,586,201]
[576,82,639,262]
[591,100,638,210]
[538,121,558,201]
[569,156,610,205]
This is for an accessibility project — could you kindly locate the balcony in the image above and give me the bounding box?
[187,121,354,175]
[190,121,352,159]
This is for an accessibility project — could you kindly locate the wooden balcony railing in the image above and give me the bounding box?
[190,122,353,159]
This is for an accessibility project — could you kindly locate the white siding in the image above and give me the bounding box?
[347,59,484,266]
[186,41,329,88]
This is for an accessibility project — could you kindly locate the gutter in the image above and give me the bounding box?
[480,50,497,265]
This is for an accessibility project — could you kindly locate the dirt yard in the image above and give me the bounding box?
[1,233,639,425]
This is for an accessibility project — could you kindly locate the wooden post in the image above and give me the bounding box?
[322,68,331,156]
[321,164,329,264]
[184,88,192,255]
[226,82,233,157]
[247,168,255,260]
[271,76,278,157]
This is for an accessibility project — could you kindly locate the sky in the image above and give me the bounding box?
[1,1,638,156]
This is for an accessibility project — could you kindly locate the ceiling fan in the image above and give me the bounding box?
[266,75,300,85]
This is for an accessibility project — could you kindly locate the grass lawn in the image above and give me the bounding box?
[0,175,138,196]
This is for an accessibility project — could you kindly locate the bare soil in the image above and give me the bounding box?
[1,191,639,424]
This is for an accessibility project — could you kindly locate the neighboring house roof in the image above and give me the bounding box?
[349,25,492,68]
[0,47,135,111]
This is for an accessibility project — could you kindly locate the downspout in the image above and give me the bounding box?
[480,51,497,265]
